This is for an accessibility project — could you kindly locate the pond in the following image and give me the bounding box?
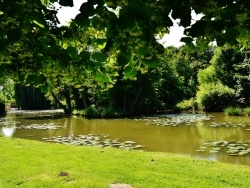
[1,109,250,166]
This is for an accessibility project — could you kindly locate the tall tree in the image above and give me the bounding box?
[2,0,250,114]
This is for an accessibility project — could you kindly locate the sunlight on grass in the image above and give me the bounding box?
[0,137,250,187]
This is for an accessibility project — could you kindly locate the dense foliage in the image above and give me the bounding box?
[1,0,250,114]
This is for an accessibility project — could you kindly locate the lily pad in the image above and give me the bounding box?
[200,139,250,157]
[44,134,143,151]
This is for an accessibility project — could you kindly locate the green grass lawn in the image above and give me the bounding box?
[0,137,250,188]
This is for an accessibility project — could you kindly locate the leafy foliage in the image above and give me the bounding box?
[210,47,250,107]
[197,83,236,111]
[2,0,250,114]
[224,107,242,116]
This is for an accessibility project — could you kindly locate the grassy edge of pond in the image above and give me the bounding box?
[0,137,250,188]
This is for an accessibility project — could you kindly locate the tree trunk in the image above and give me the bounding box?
[64,87,72,114]
[51,91,72,115]
[130,87,142,113]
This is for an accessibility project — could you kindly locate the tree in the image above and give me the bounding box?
[211,46,250,107]
[2,0,250,114]
[196,45,250,111]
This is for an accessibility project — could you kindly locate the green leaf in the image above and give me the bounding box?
[40,82,53,93]
[141,56,160,68]
[85,60,95,71]
[75,13,90,27]
[95,38,107,49]
[89,59,103,67]
[118,10,136,30]
[117,53,131,66]
[180,37,193,43]
[88,0,102,5]
[104,73,114,83]
[96,72,113,83]
[96,38,107,45]
[137,47,150,56]
[67,46,77,55]
[91,52,107,62]
[80,51,90,61]
[34,74,47,85]
[25,74,36,84]
[179,8,192,27]
[79,2,95,16]
[186,42,196,50]
[92,70,104,82]
[91,16,106,30]
[66,46,80,62]
[59,0,73,7]
[124,66,137,78]
[185,20,206,37]
[40,83,49,93]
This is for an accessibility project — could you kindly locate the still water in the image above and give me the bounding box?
[1,110,250,165]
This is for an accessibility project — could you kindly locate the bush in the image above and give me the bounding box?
[176,98,197,111]
[224,107,242,116]
[83,105,127,118]
[84,106,99,117]
[243,107,250,116]
[197,83,236,112]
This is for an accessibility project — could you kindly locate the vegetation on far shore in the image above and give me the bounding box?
[224,107,250,116]
[0,137,250,188]
[2,1,250,116]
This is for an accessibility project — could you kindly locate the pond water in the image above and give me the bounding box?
[1,109,250,166]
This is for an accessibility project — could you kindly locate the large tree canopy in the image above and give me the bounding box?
[1,0,250,73]
[1,0,250,113]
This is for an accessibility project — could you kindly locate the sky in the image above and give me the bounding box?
[56,0,202,47]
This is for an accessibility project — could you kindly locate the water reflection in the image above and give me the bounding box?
[0,121,16,137]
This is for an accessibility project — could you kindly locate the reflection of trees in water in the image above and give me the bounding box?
[196,126,246,141]
[48,117,86,137]
[45,118,73,138]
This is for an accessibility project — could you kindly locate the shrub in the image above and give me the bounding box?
[176,98,197,111]
[243,107,250,116]
[84,106,99,117]
[100,108,116,117]
[197,83,236,112]
[84,106,127,118]
[224,107,242,116]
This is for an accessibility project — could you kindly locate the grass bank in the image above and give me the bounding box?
[0,137,250,188]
